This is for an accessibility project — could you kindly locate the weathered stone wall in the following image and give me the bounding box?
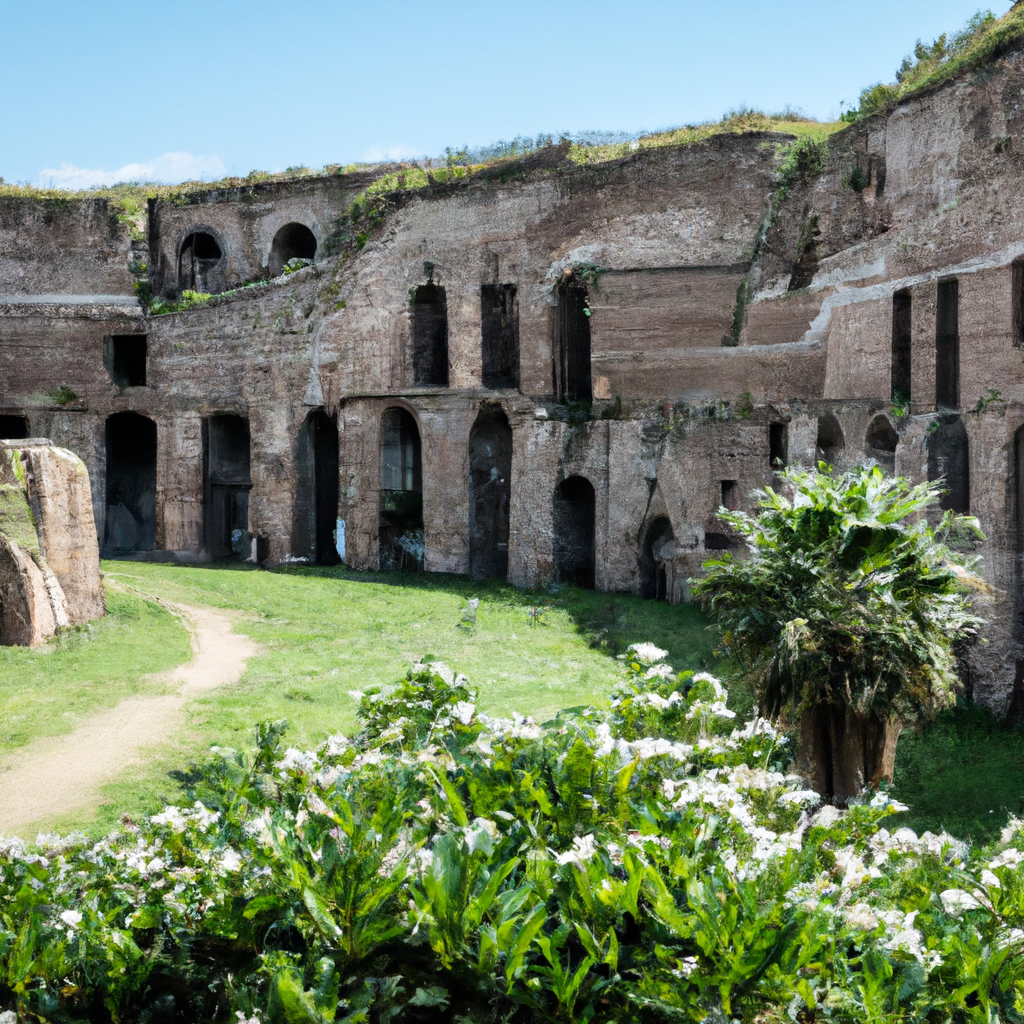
[0,198,135,297]
[149,172,384,297]
[0,440,104,646]
[7,41,1024,702]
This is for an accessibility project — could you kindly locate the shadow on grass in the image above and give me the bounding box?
[891,700,1024,845]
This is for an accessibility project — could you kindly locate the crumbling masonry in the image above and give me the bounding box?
[6,45,1024,704]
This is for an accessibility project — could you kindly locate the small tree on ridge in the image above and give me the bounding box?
[691,463,985,806]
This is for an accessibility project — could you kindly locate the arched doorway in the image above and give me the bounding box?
[553,475,595,588]
[178,231,224,294]
[469,407,512,580]
[640,517,674,601]
[816,413,845,467]
[927,415,969,514]
[379,408,423,571]
[269,223,317,277]
[203,415,251,559]
[866,415,898,474]
[295,409,339,564]
[104,412,157,556]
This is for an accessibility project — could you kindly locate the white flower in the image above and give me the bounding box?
[452,701,476,725]
[869,791,909,812]
[845,903,880,931]
[60,909,83,929]
[220,848,243,872]
[628,643,669,664]
[645,664,676,681]
[940,889,981,913]
[556,834,598,867]
[673,956,699,978]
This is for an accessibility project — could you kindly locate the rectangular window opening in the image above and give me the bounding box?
[412,283,449,387]
[721,480,739,510]
[891,289,912,403]
[0,415,29,439]
[481,283,519,389]
[769,423,788,469]
[936,278,959,409]
[1014,259,1024,348]
[104,334,147,387]
[554,279,592,403]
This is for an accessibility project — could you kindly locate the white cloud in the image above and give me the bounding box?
[361,144,419,164]
[36,151,228,189]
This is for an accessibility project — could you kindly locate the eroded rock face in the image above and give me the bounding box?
[0,440,104,646]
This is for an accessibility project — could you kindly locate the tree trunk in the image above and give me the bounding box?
[798,703,901,807]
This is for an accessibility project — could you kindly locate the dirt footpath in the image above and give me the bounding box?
[0,601,258,833]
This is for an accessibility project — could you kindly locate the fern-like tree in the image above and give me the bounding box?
[691,464,984,806]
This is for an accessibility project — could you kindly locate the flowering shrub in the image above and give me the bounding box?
[3,646,1024,1022]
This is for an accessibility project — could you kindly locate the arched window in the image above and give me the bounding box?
[269,223,317,277]
[553,475,595,588]
[469,407,512,580]
[178,231,225,294]
[379,408,423,570]
[866,415,898,474]
[294,409,339,565]
[104,411,157,555]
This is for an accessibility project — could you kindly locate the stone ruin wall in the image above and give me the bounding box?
[4,41,1024,700]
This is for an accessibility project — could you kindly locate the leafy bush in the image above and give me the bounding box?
[4,648,1024,1023]
[849,7,1024,120]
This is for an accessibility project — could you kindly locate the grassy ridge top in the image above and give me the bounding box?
[851,4,1024,119]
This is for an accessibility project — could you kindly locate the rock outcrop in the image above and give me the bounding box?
[0,439,104,646]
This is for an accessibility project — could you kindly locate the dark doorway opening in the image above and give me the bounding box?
[294,409,340,565]
[554,276,592,403]
[380,408,423,571]
[103,335,147,387]
[936,278,959,409]
[816,413,845,467]
[866,415,898,474]
[892,289,912,403]
[469,407,512,580]
[927,415,969,514]
[203,415,251,560]
[269,223,317,277]
[104,412,157,556]
[178,232,224,294]
[769,423,788,469]
[0,415,29,439]
[1011,425,1024,721]
[721,480,739,510]
[481,284,519,389]
[553,475,595,588]
[1014,259,1024,348]
[640,516,674,601]
[412,283,449,387]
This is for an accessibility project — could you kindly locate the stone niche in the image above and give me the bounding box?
[0,439,105,646]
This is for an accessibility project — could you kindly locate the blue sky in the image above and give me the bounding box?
[0,0,1013,188]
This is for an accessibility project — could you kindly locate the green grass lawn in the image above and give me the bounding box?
[891,702,1024,845]
[4,561,1024,845]
[5,562,719,834]
[0,587,191,753]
